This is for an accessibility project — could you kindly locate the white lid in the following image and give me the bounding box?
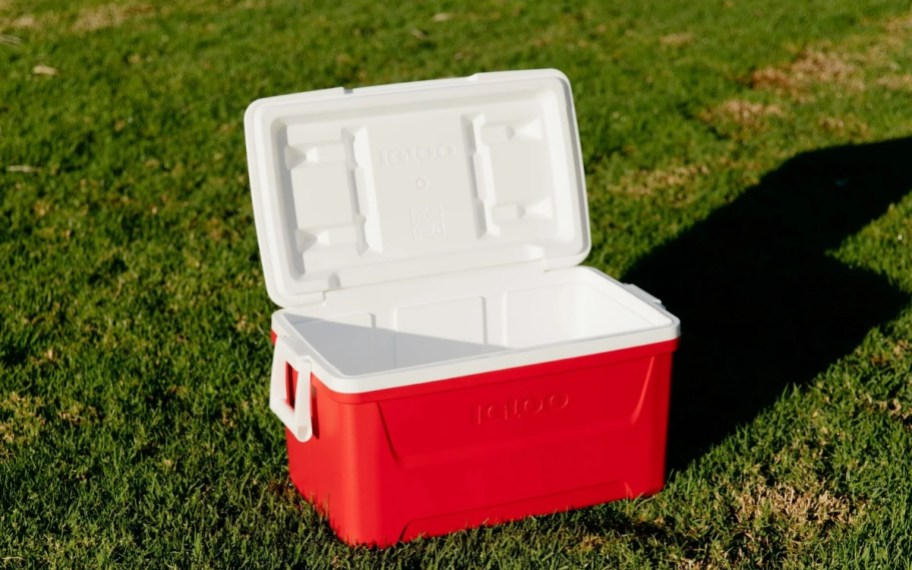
[245,69,590,307]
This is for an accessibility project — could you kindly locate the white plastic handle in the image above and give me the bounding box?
[270,336,313,442]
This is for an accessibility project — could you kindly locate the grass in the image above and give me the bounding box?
[2,0,912,567]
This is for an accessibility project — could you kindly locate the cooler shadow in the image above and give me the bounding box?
[623,137,912,471]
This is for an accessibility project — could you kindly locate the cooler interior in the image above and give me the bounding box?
[281,266,674,376]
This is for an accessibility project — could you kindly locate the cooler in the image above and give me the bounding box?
[243,69,681,547]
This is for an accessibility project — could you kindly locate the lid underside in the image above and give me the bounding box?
[245,70,590,307]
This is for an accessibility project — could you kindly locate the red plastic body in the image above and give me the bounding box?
[273,337,678,547]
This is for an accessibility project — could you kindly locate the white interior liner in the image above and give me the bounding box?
[270,265,677,393]
[246,70,680,396]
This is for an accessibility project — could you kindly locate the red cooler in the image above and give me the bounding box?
[244,69,681,547]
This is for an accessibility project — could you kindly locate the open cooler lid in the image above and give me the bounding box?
[245,69,590,307]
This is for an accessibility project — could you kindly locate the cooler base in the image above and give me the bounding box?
[293,473,660,546]
[401,479,635,543]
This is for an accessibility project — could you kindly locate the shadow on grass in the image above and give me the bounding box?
[624,137,912,471]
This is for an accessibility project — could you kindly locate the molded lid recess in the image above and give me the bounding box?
[245,69,590,308]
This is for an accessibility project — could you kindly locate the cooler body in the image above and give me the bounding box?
[244,70,682,547]
[279,338,676,546]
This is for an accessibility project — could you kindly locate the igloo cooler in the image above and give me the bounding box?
[244,69,680,547]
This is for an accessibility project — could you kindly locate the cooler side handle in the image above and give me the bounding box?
[623,283,664,307]
[270,336,314,442]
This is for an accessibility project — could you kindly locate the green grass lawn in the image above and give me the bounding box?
[2,0,912,567]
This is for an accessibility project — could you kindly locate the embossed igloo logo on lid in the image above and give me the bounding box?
[377,144,455,166]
